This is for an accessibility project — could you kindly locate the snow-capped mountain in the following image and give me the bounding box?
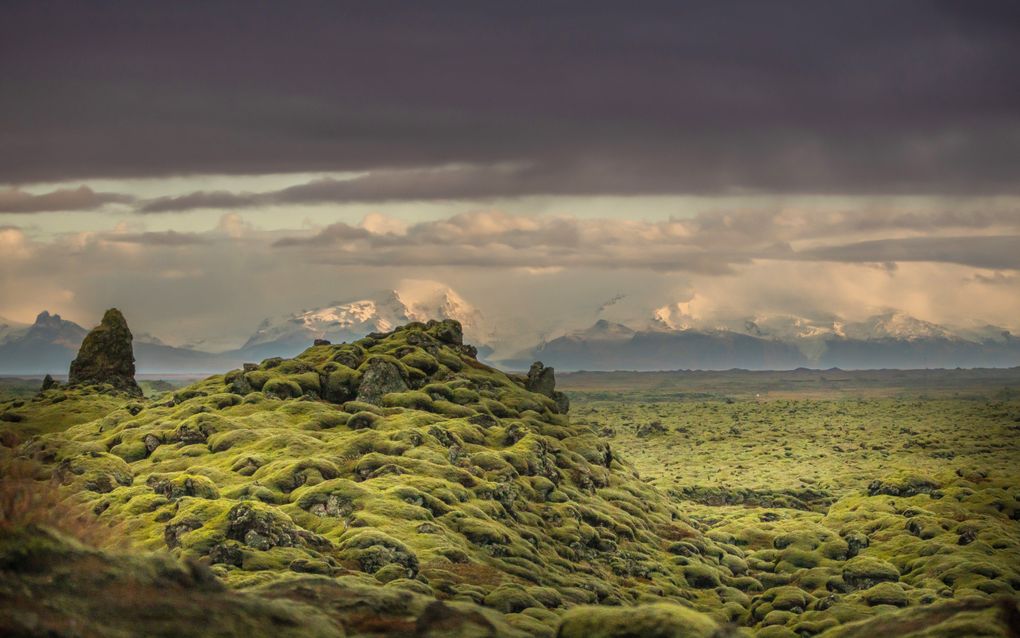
[243,282,488,353]
[842,312,952,341]
[500,305,1020,371]
[653,305,986,344]
[2,298,1017,375]
[741,314,844,341]
[737,311,954,342]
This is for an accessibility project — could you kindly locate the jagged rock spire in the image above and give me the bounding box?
[68,308,141,396]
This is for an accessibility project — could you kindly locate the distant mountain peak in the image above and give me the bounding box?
[845,310,951,341]
[24,310,87,346]
[34,310,65,325]
[243,283,486,350]
[565,319,635,341]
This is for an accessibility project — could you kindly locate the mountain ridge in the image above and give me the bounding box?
[2,303,1018,374]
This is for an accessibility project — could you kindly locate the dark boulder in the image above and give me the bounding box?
[526,361,556,396]
[525,361,570,414]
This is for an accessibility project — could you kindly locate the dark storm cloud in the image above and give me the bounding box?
[138,191,258,213]
[2,1,1019,195]
[137,165,547,211]
[799,235,1020,270]
[271,209,1020,273]
[0,186,133,213]
[103,230,211,246]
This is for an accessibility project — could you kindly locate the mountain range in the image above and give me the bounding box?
[2,291,1018,374]
[503,315,1020,371]
[0,284,493,375]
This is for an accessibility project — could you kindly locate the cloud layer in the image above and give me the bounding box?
[2,3,1018,349]
[2,2,1019,195]
[0,187,132,213]
[2,209,1017,350]
[272,209,1020,272]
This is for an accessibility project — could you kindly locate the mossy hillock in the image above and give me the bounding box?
[2,319,741,637]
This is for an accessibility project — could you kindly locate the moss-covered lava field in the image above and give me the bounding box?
[1,322,1018,637]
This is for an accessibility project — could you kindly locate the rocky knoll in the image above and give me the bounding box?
[9,319,748,636]
[67,308,141,396]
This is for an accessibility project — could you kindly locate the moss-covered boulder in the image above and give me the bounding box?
[356,357,409,404]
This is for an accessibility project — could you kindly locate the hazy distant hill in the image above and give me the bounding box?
[500,314,1020,372]
[502,319,807,371]
[0,311,232,375]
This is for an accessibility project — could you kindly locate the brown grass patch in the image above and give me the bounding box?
[426,559,521,587]
[654,522,699,541]
[0,459,122,548]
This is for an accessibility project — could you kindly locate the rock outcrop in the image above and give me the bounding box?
[525,361,570,413]
[67,308,141,396]
[40,374,58,392]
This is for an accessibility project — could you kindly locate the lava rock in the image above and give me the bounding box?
[68,308,141,396]
[356,358,409,404]
[525,361,570,413]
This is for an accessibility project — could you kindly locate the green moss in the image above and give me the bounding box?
[381,391,434,411]
[861,582,909,607]
[262,378,303,400]
[338,529,419,577]
[557,603,721,638]
[244,370,272,390]
[483,584,543,613]
[842,556,900,590]
[9,321,1019,638]
[430,400,475,418]
[451,387,480,405]
[347,411,382,430]
[400,350,440,375]
[321,365,359,404]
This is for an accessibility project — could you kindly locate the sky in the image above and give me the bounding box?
[1,1,1019,350]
